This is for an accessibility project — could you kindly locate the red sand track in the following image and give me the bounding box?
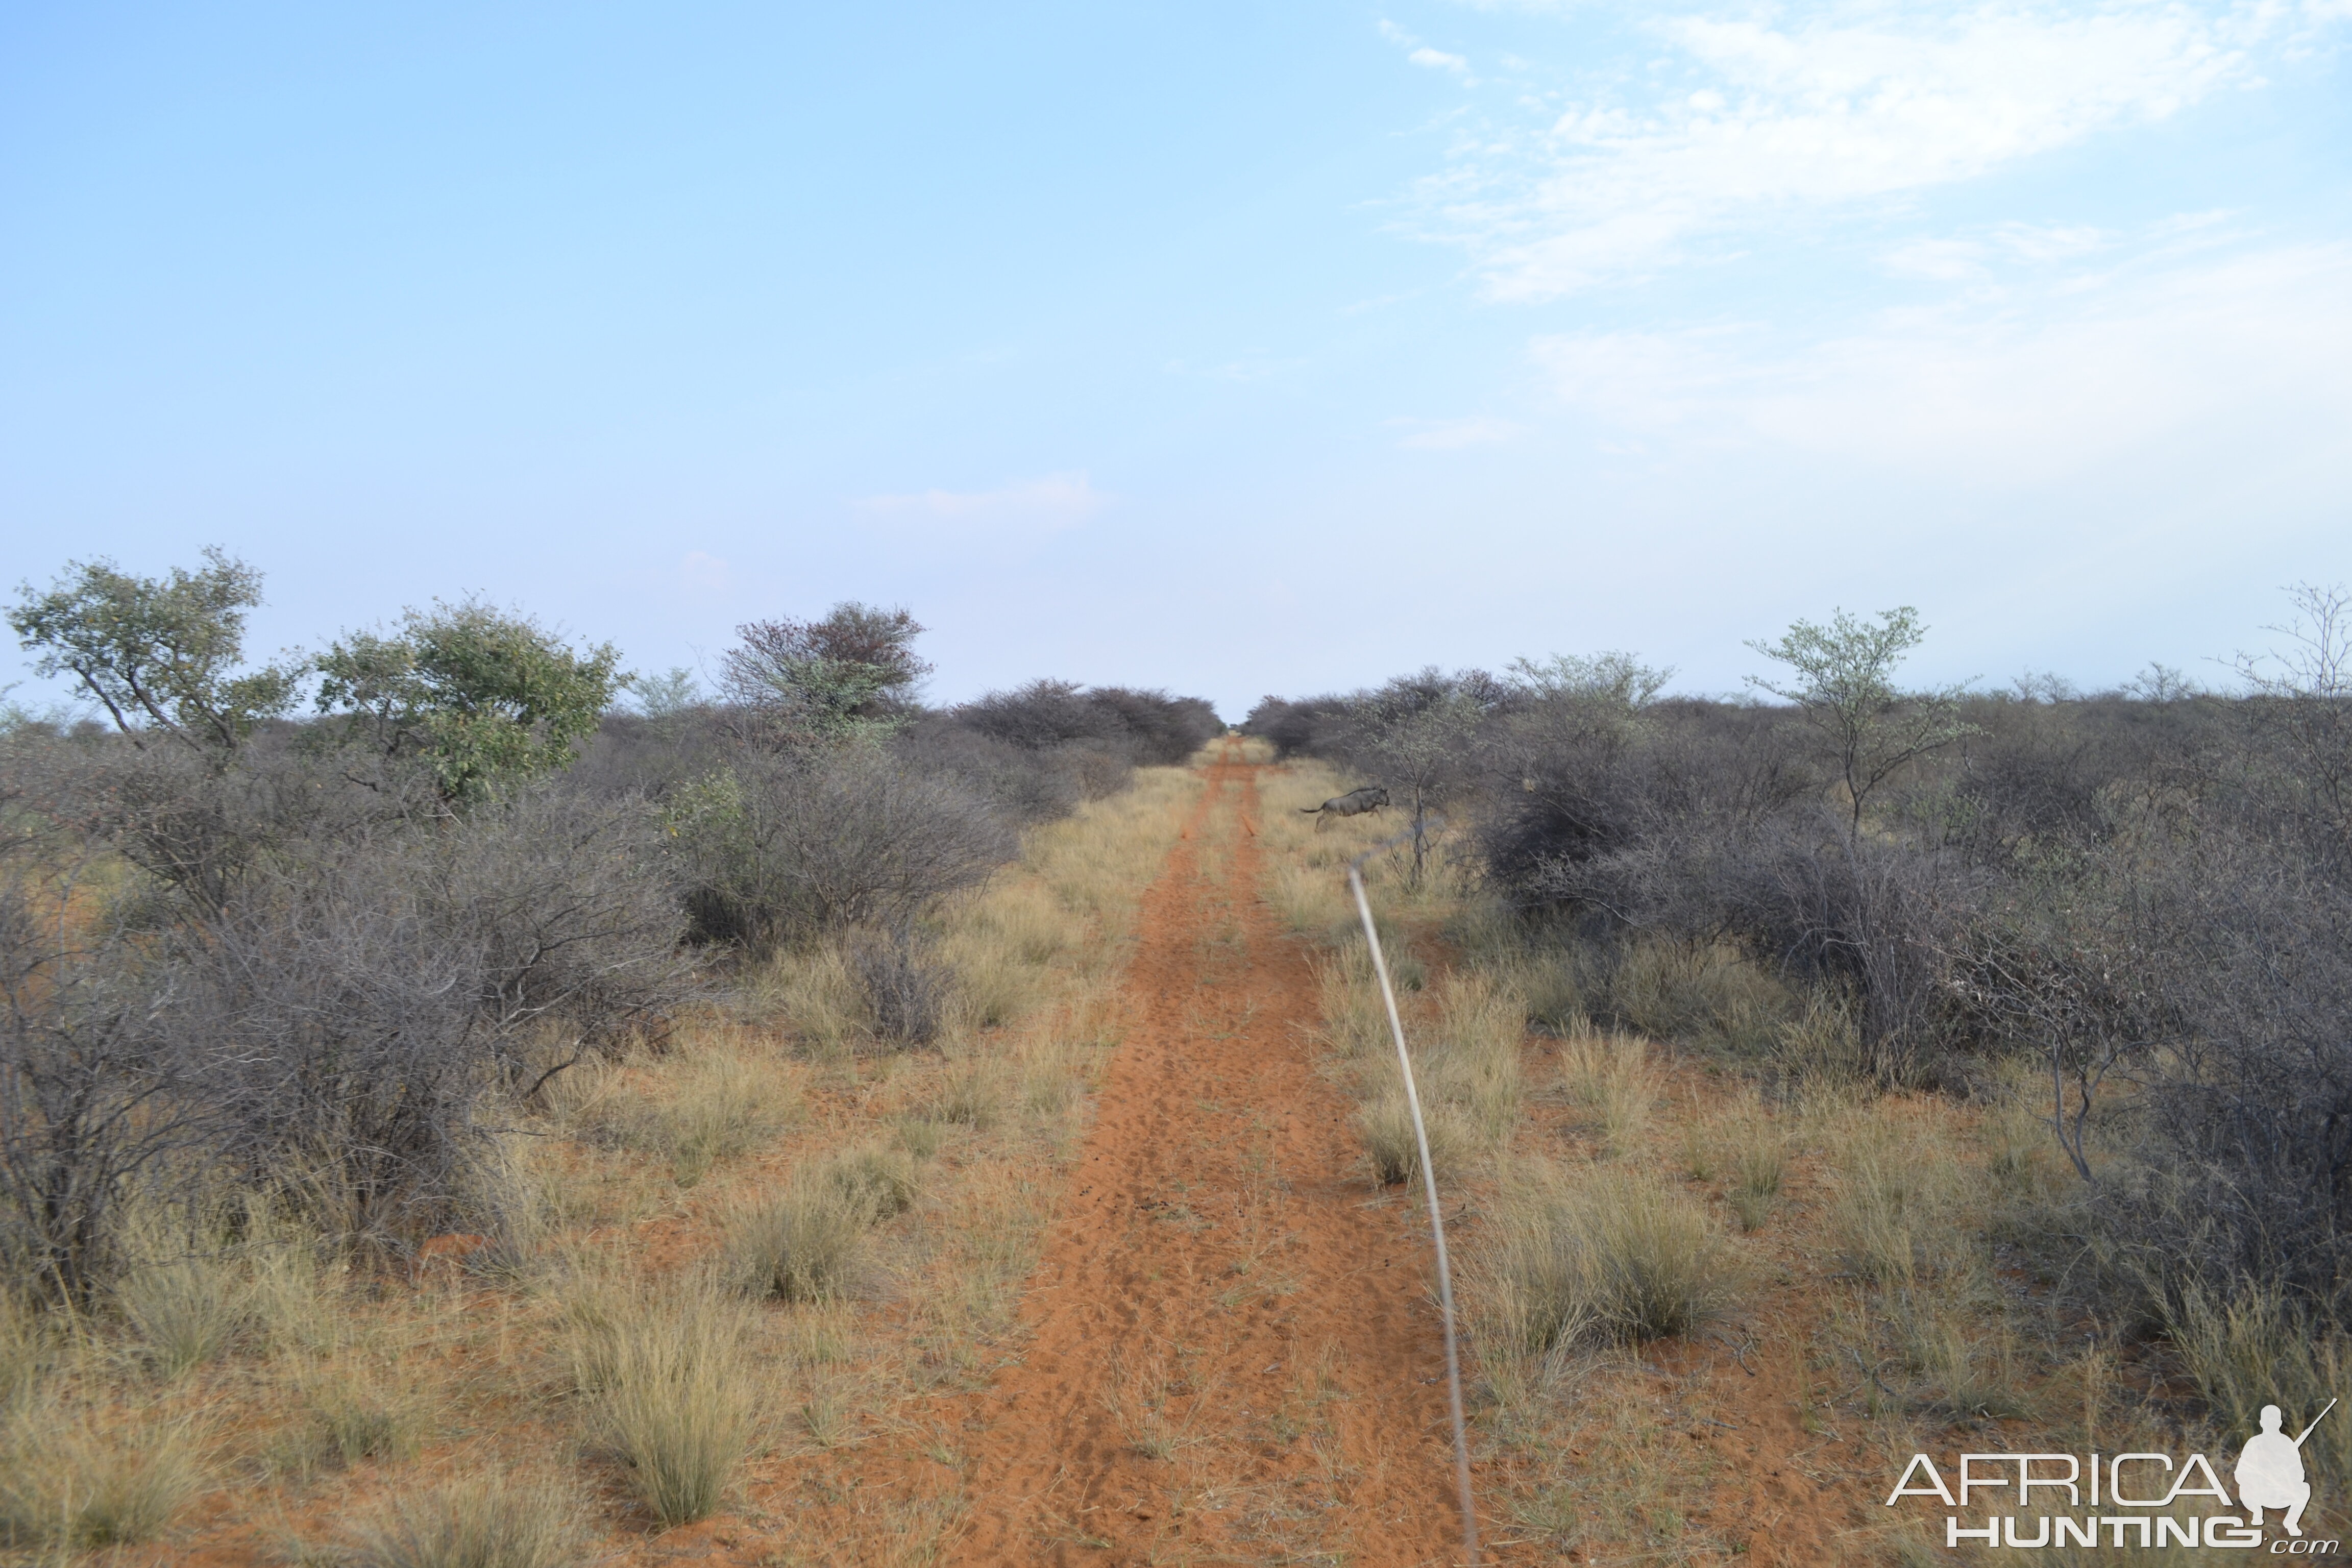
[942,745,1467,1565]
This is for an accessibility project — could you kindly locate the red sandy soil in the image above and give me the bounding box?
[917,745,1890,1566]
[931,745,1467,1566]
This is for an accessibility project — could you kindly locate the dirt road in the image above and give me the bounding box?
[944,744,1468,1566]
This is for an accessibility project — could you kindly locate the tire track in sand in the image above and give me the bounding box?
[946,744,1467,1566]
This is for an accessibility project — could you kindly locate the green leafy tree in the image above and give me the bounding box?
[719,603,929,744]
[630,666,703,718]
[1746,605,1977,836]
[314,599,623,802]
[8,547,299,759]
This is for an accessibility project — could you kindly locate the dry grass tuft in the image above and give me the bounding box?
[893,1116,945,1159]
[753,943,871,1054]
[1011,1023,1092,1118]
[574,1271,760,1527]
[1473,1163,1741,1357]
[116,1247,250,1380]
[844,925,955,1043]
[943,878,1081,1030]
[1310,946,1392,1059]
[1099,1350,1207,1461]
[2166,1280,2352,1504]
[724,1180,873,1305]
[1831,1116,1966,1284]
[1710,1102,1789,1233]
[1599,938,1792,1060]
[1424,969,1526,1144]
[0,1406,205,1548]
[925,1057,1006,1131]
[247,1228,339,1356]
[1508,951,1587,1036]
[1772,993,1870,1085]
[1902,1309,2033,1421]
[823,1144,920,1220]
[0,1290,52,1409]
[1356,1091,1469,1187]
[307,1365,422,1467]
[654,1043,798,1188]
[1556,1027,1655,1156]
[551,1035,798,1187]
[343,1468,586,1568]
[1982,1075,2074,1203]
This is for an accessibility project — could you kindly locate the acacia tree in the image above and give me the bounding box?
[2232,581,2352,851]
[719,602,930,744]
[1507,651,1674,711]
[314,599,623,803]
[630,666,702,718]
[1505,651,1673,765]
[8,547,300,762]
[1746,606,1976,837]
[1348,670,1494,887]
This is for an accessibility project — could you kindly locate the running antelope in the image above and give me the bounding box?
[1302,786,1389,827]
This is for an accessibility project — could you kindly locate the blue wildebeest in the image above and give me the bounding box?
[1302,786,1389,828]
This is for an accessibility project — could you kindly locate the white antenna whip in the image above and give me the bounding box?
[1348,837,1479,1565]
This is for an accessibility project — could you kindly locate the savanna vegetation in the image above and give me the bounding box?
[8,542,2347,1565]
[0,549,1217,1560]
[1249,590,2352,1560]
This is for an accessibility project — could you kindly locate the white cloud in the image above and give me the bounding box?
[856,471,1110,533]
[1531,242,2352,484]
[1383,18,1473,75]
[1164,352,1309,382]
[1390,414,1524,448]
[1990,221,2108,262]
[1881,221,2113,279]
[1439,4,2279,298]
[679,550,731,592]
[1533,327,1753,427]
[1882,237,1992,281]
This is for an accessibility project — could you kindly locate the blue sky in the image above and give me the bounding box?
[5,1,2348,717]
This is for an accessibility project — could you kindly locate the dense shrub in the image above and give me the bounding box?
[165,846,534,1243]
[418,790,693,1054]
[1262,593,2352,1333]
[665,748,1015,951]
[4,676,1205,1292]
[0,885,208,1302]
[2102,836,2352,1308]
[953,680,1219,767]
[891,719,1093,821]
[841,925,952,1045]
[4,550,1221,1304]
[1241,695,1349,760]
